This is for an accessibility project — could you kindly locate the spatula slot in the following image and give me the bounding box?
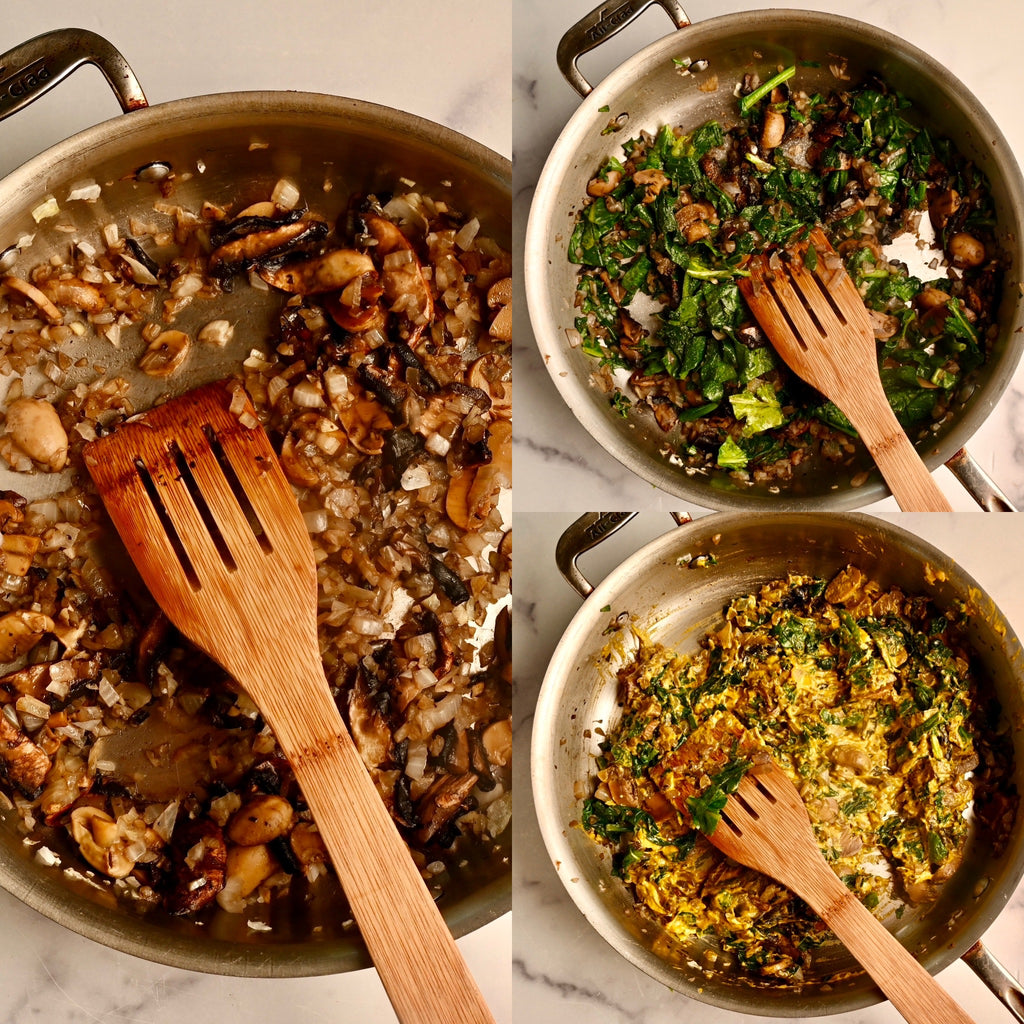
[765,277,812,349]
[133,456,202,591]
[202,424,272,555]
[169,440,239,574]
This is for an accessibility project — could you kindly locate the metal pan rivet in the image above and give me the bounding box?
[135,161,173,183]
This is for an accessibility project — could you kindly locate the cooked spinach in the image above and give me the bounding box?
[570,68,1001,479]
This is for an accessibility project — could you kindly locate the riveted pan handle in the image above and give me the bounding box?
[556,512,693,596]
[962,941,1024,1022]
[944,448,1017,511]
[0,28,147,125]
[556,0,690,97]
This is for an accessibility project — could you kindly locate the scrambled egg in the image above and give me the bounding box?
[583,567,1003,979]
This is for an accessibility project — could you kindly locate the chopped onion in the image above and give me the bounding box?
[66,181,102,203]
[454,217,480,250]
[31,196,60,223]
[303,509,328,534]
[16,695,51,720]
[400,463,432,491]
[198,319,234,347]
[292,379,323,408]
[271,177,301,210]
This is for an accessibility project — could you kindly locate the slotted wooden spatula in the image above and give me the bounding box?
[689,759,975,1024]
[83,380,495,1024]
[738,226,952,511]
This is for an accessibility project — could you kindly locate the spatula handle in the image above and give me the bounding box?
[254,652,495,1024]
[797,859,975,1024]
[845,385,952,512]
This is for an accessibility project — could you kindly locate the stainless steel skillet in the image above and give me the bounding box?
[0,27,511,977]
[534,512,1024,1017]
[525,3,1024,510]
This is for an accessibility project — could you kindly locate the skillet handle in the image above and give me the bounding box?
[961,941,1024,1022]
[0,28,147,125]
[944,448,1018,511]
[556,512,693,596]
[556,513,638,596]
[556,0,690,96]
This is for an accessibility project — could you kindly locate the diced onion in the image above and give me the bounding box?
[31,196,60,223]
[454,217,480,250]
[16,695,51,720]
[66,181,102,203]
[292,380,323,408]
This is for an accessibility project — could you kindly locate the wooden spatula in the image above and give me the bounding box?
[738,226,952,511]
[692,759,975,1024]
[83,380,495,1024]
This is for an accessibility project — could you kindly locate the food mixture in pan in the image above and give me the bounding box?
[569,67,1002,487]
[0,174,511,922]
[582,567,1015,979]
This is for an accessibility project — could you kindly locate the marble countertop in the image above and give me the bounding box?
[514,1,1024,1021]
[0,3,510,1023]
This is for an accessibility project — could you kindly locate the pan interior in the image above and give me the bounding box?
[525,11,1024,510]
[533,514,1024,1015]
[0,92,510,975]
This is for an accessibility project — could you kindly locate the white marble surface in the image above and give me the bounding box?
[515,0,1024,515]
[514,2,1024,1021]
[0,3,510,1023]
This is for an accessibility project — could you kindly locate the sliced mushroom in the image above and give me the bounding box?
[42,277,106,314]
[0,532,40,576]
[413,771,479,843]
[227,795,295,846]
[586,169,622,197]
[0,608,55,662]
[4,398,69,471]
[928,188,961,231]
[165,818,227,915]
[1,275,62,324]
[209,218,324,274]
[468,354,511,418]
[258,249,376,296]
[138,329,191,377]
[347,666,392,772]
[760,108,787,151]
[482,719,511,768]
[0,712,50,797]
[632,168,670,203]
[487,277,512,343]
[289,822,328,879]
[675,201,719,244]
[364,213,434,342]
[70,805,161,879]
[335,391,394,456]
[216,842,278,913]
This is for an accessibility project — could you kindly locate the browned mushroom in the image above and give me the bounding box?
[347,665,392,772]
[760,108,787,151]
[209,218,326,276]
[413,771,479,843]
[0,713,51,798]
[364,213,434,343]
[165,818,227,916]
[257,249,376,296]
